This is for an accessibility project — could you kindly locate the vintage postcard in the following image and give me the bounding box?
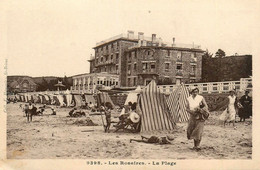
[1,0,260,169]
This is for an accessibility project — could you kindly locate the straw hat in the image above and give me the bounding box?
[129,111,140,123]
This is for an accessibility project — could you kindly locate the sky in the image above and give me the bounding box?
[3,0,258,77]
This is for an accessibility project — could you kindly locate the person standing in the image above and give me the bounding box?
[224,90,238,127]
[186,87,209,151]
[104,102,112,133]
[239,90,252,121]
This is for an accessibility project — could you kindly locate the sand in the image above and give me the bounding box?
[6,102,252,159]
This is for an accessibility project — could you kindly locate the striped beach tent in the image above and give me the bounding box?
[84,94,96,105]
[138,80,175,132]
[166,84,190,123]
[57,94,65,106]
[53,95,60,105]
[65,94,73,107]
[96,92,115,108]
[73,94,83,107]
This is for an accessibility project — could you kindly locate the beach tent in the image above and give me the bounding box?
[25,94,29,102]
[84,94,96,105]
[166,84,190,123]
[124,86,142,105]
[32,95,39,103]
[96,92,115,108]
[44,95,51,104]
[65,94,73,107]
[137,81,175,132]
[38,95,43,103]
[20,95,24,102]
[57,94,65,106]
[53,95,60,106]
[73,94,83,107]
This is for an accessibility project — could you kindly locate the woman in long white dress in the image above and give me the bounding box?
[223,90,238,127]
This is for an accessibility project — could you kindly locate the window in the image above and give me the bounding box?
[128,54,131,61]
[191,53,197,62]
[134,77,137,86]
[168,50,171,56]
[128,78,131,87]
[134,63,137,71]
[116,54,119,60]
[147,51,150,55]
[151,64,155,72]
[177,64,182,70]
[116,65,119,74]
[177,51,182,61]
[100,57,103,62]
[111,55,113,60]
[128,64,131,75]
[111,43,113,48]
[131,51,135,59]
[105,56,108,61]
[143,63,148,72]
[165,63,170,72]
[191,65,196,74]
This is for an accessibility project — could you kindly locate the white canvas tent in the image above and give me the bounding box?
[124,86,142,105]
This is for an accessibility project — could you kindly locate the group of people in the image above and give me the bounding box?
[220,90,252,127]
[129,88,252,151]
[21,102,57,122]
[185,87,252,151]
[114,102,140,132]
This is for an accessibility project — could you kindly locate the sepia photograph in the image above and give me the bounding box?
[1,0,259,169]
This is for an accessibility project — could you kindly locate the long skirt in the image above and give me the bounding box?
[187,116,205,141]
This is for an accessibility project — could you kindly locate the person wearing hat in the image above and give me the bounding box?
[186,87,209,151]
[130,135,175,145]
[239,90,252,122]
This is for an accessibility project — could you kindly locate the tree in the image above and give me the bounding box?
[202,50,213,82]
[215,49,226,58]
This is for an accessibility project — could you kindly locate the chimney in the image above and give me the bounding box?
[172,38,175,46]
[152,34,156,42]
[143,40,147,46]
[127,30,134,39]
[138,40,142,47]
[138,32,144,40]
[158,37,162,46]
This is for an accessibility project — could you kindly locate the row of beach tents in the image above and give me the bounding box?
[7,81,191,132]
[7,92,96,107]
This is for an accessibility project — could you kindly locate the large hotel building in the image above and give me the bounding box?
[71,31,204,93]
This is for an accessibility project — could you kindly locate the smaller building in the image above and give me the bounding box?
[7,76,37,93]
[70,72,119,94]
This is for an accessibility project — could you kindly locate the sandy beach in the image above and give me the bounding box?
[6,102,252,159]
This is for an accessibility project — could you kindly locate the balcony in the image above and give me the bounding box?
[190,58,197,64]
[95,59,117,67]
[138,69,158,75]
[190,72,196,77]
[176,70,183,76]
[103,49,109,56]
